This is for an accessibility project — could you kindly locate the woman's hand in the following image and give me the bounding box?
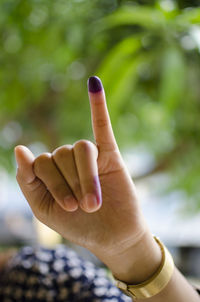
[15,77,160,283]
[15,77,200,301]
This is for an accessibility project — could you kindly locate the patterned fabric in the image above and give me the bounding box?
[0,245,131,302]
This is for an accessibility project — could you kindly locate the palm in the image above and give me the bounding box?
[45,150,140,254]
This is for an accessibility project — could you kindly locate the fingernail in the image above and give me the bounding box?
[64,196,78,212]
[88,76,103,93]
[82,193,99,213]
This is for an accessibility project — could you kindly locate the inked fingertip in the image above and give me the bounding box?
[88,76,103,93]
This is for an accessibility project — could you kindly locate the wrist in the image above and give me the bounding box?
[103,230,162,284]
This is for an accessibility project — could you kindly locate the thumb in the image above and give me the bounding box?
[15,145,35,184]
[15,145,49,217]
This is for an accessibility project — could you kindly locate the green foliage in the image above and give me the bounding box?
[1,0,200,207]
[159,47,186,112]
[97,1,200,205]
[97,36,142,121]
[0,0,117,171]
[102,6,167,29]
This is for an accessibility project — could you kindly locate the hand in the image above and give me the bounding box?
[15,77,152,276]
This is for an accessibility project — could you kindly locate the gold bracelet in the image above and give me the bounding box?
[114,236,174,300]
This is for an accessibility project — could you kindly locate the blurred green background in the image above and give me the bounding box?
[1,0,200,210]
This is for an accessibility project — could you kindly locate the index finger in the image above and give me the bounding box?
[88,76,118,152]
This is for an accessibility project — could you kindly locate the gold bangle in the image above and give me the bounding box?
[114,236,174,300]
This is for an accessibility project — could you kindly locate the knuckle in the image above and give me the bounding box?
[16,171,21,183]
[52,145,73,161]
[34,152,51,173]
[93,118,108,128]
[74,139,94,152]
[16,169,34,186]
[98,142,117,152]
[16,171,26,185]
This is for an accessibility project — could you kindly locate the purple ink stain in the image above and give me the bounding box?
[88,76,103,93]
[93,175,102,206]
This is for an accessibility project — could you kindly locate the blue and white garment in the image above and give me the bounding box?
[0,245,131,301]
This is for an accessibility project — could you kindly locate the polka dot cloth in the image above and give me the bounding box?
[0,245,132,301]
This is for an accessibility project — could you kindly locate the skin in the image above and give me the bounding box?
[15,80,200,301]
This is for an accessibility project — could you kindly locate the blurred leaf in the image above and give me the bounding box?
[101,55,145,123]
[97,36,142,122]
[98,35,141,90]
[159,47,186,112]
[176,8,200,25]
[102,6,167,29]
